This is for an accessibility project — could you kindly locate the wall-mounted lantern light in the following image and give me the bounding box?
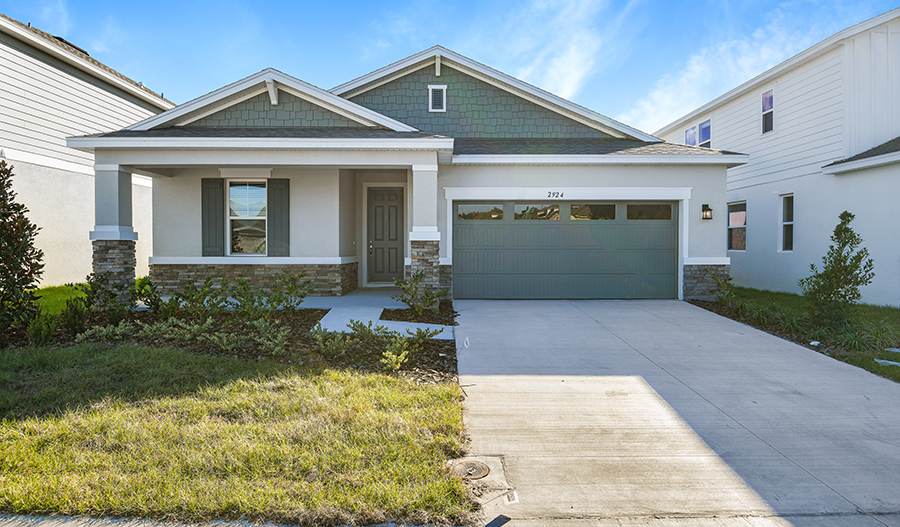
[701,204,713,220]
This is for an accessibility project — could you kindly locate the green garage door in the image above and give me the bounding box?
[452,201,677,299]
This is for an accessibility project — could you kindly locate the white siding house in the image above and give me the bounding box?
[655,8,900,307]
[0,14,173,285]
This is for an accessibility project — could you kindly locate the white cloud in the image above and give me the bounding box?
[38,0,70,35]
[617,9,827,134]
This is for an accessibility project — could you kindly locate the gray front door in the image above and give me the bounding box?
[367,188,404,283]
[453,201,678,299]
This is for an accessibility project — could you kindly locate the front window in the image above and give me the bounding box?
[228,181,266,254]
[781,195,793,251]
[762,90,774,134]
[728,202,746,250]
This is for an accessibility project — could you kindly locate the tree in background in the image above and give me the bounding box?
[0,160,44,346]
[799,210,874,330]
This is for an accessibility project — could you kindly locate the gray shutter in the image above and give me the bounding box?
[267,178,290,257]
[201,178,225,256]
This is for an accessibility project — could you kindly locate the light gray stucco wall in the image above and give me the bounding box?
[10,160,152,285]
[436,164,728,261]
[727,163,900,307]
[338,170,357,257]
[152,167,343,258]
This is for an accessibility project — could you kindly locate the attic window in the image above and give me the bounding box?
[428,85,447,112]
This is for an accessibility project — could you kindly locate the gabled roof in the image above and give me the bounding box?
[655,8,900,136]
[126,68,418,132]
[330,45,658,142]
[0,13,173,111]
[823,134,900,174]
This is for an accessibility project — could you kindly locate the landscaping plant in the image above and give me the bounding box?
[392,270,448,315]
[798,211,875,330]
[25,309,56,346]
[0,160,44,346]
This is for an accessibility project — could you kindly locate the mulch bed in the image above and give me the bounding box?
[4,302,460,385]
[380,299,459,326]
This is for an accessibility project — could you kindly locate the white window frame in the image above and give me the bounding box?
[761,88,775,135]
[226,179,268,256]
[780,194,793,252]
[428,84,447,113]
[698,119,711,148]
[727,201,747,252]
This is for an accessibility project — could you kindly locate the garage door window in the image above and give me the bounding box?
[627,204,672,220]
[571,204,615,220]
[458,203,503,220]
[515,204,560,220]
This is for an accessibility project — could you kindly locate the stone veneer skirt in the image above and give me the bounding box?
[149,262,359,296]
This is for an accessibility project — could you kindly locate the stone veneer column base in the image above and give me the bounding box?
[683,264,730,301]
[149,262,359,296]
[409,240,441,292]
[439,265,452,296]
[92,240,136,301]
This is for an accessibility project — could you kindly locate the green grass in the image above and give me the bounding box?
[34,285,84,316]
[0,344,472,526]
[730,286,900,382]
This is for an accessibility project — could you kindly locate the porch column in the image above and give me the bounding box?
[409,164,441,291]
[90,164,137,300]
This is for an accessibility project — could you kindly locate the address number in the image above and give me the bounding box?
[547,191,564,198]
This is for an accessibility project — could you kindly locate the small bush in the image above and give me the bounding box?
[311,323,355,356]
[246,318,291,355]
[799,211,875,330]
[105,304,129,326]
[176,277,229,321]
[381,336,411,371]
[75,321,136,343]
[26,309,57,346]
[392,271,448,315]
[706,271,735,307]
[226,273,313,320]
[60,296,91,336]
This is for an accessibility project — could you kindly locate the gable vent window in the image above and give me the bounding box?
[428,85,447,112]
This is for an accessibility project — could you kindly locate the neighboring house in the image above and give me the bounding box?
[655,8,900,307]
[68,46,746,300]
[0,14,173,285]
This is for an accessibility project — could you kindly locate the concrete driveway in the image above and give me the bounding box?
[455,300,900,527]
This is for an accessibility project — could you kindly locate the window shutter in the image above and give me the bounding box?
[267,178,290,257]
[201,178,225,256]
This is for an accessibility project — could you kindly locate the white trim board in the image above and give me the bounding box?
[0,148,152,186]
[451,154,749,167]
[67,136,455,152]
[149,256,360,265]
[822,151,900,174]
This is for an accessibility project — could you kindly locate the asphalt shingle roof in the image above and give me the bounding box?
[452,137,743,156]
[826,135,900,166]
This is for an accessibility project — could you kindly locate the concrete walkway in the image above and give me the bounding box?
[456,300,900,527]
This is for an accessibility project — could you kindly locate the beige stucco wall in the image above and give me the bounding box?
[152,167,343,258]
[10,160,151,285]
[436,164,728,261]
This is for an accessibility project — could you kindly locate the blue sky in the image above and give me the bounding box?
[2,0,896,133]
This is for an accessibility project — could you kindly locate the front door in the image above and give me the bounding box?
[367,188,404,283]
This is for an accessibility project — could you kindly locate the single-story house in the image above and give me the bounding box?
[68,46,747,300]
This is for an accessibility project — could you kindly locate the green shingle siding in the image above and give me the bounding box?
[350,65,609,138]
[186,92,366,128]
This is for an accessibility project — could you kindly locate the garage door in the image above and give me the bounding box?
[452,201,677,299]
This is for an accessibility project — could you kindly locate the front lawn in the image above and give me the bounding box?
[691,286,900,383]
[0,344,473,526]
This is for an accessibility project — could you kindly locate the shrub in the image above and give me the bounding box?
[311,323,355,356]
[0,160,44,345]
[706,271,735,307]
[75,321,136,343]
[799,211,875,330]
[26,309,57,346]
[175,277,229,321]
[226,273,313,320]
[246,318,291,355]
[392,271,448,315]
[60,297,91,336]
[381,336,411,371]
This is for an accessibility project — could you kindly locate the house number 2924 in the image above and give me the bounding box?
[547,191,564,198]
